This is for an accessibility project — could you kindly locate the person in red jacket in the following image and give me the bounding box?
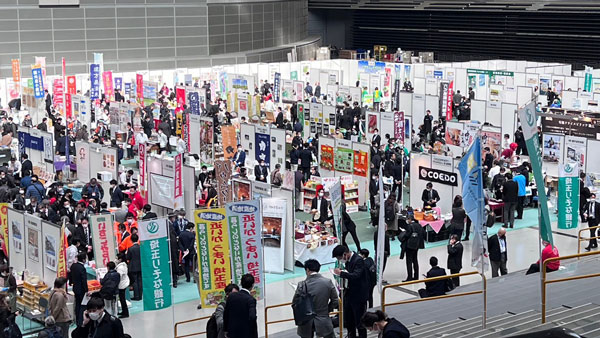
[126,185,144,216]
[526,240,560,274]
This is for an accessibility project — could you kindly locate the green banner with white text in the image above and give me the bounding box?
[558,163,579,229]
[139,218,172,311]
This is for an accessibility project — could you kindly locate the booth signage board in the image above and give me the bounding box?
[255,126,270,165]
[418,166,458,186]
[138,218,172,311]
[273,72,281,103]
[90,213,116,270]
[558,163,579,229]
[262,198,286,274]
[335,139,354,173]
[174,154,183,210]
[150,174,175,209]
[541,115,600,140]
[215,160,232,206]
[194,208,232,308]
[226,200,264,300]
[394,111,405,142]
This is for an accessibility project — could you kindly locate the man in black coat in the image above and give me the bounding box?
[447,234,464,287]
[403,215,425,281]
[275,107,284,129]
[299,143,313,180]
[418,256,447,298]
[254,160,269,183]
[502,172,519,228]
[69,252,88,327]
[178,224,196,283]
[421,182,440,208]
[341,201,361,250]
[126,235,142,300]
[109,179,124,208]
[332,245,369,338]
[71,296,124,338]
[585,193,600,251]
[224,274,258,338]
[488,228,508,277]
[311,188,329,223]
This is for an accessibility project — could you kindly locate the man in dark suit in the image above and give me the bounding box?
[585,193,600,251]
[299,143,313,181]
[332,245,369,338]
[488,228,508,277]
[371,128,381,148]
[275,107,284,129]
[74,218,94,260]
[403,215,425,281]
[418,256,447,298]
[224,274,258,338]
[254,160,269,183]
[172,210,190,236]
[141,204,157,220]
[109,179,124,208]
[21,154,33,175]
[69,252,88,326]
[421,182,440,208]
[310,187,329,223]
[126,234,142,300]
[233,144,246,168]
[447,234,464,287]
[502,172,519,228]
[178,224,196,283]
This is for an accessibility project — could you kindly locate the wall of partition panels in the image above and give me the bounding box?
[0,0,316,77]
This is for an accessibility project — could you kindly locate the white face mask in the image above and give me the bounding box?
[88,311,102,321]
[339,258,347,264]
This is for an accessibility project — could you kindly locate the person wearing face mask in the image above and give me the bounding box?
[39,203,60,224]
[421,182,439,208]
[59,200,75,224]
[331,245,369,338]
[69,253,88,327]
[26,175,46,201]
[310,186,329,223]
[123,212,139,233]
[118,226,138,253]
[48,277,72,338]
[71,296,124,338]
[172,210,190,236]
[74,218,94,260]
[115,253,130,318]
[360,310,410,338]
[127,186,144,216]
[109,180,124,208]
[0,266,16,313]
[584,193,600,251]
[13,188,26,211]
[84,178,104,203]
[253,160,269,183]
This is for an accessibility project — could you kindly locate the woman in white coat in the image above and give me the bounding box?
[116,252,130,318]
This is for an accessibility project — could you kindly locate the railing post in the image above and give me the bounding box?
[264,306,269,338]
[339,297,343,338]
[541,259,548,324]
[481,273,487,329]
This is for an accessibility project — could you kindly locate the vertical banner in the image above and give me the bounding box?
[273,72,281,103]
[255,126,271,166]
[139,143,146,196]
[183,114,190,152]
[584,66,593,93]
[125,83,131,96]
[458,136,488,271]
[103,71,113,101]
[65,93,72,118]
[53,78,64,110]
[392,79,400,111]
[175,87,186,114]
[0,204,8,257]
[136,74,144,103]
[90,213,116,270]
[35,56,47,90]
[139,218,172,311]
[188,91,200,115]
[57,223,68,278]
[194,208,232,308]
[226,200,264,299]
[11,59,20,97]
[518,101,554,245]
[90,64,100,100]
[261,199,286,273]
[329,182,343,245]
[558,162,579,229]
[114,77,122,91]
[215,160,232,206]
[67,76,76,95]
[32,66,44,99]
[174,153,183,210]
[221,125,237,160]
[394,111,405,142]
[93,53,104,74]
[446,81,454,120]
[376,168,385,292]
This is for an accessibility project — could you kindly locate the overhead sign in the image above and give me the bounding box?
[418,166,458,186]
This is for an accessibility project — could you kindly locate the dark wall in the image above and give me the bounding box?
[312,9,600,69]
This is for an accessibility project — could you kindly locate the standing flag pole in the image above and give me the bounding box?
[376,166,386,296]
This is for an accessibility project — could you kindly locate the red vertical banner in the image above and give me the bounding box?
[61,57,66,78]
[65,93,72,119]
[11,59,20,96]
[57,223,68,278]
[67,76,76,94]
[175,87,186,114]
[53,78,64,110]
[103,71,113,102]
[139,143,146,196]
[174,153,183,209]
[446,81,454,120]
[136,74,144,103]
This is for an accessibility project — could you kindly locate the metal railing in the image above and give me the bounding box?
[174,315,211,338]
[576,225,600,256]
[541,250,600,323]
[381,271,487,329]
[264,298,342,338]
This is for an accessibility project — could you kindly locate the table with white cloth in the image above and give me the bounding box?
[293,221,338,264]
[294,240,337,264]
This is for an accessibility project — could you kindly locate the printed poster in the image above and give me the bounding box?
[335,148,353,173]
[194,208,232,308]
[255,128,271,166]
[353,150,369,177]
[221,125,237,160]
[90,214,116,270]
[543,134,561,163]
[262,199,286,274]
[0,204,7,257]
[565,136,586,168]
[44,234,57,272]
[226,200,264,299]
[320,145,334,171]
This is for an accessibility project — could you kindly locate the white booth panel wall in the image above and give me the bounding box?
[565,77,579,91]
[270,128,287,172]
[410,153,431,209]
[414,64,425,78]
[561,91,578,109]
[183,165,196,222]
[586,140,600,176]
[430,154,456,213]
[7,208,25,273]
[504,87,517,104]
[380,112,395,141]
[542,133,562,178]
[486,102,502,127]
[412,94,426,132]
[425,79,438,96]
[517,86,533,107]
[514,72,526,87]
[24,214,43,281]
[455,68,468,96]
[399,92,413,117]
[563,65,572,76]
[319,137,335,177]
[507,60,518,72]
[41,221,60,288]
[517,61,527,73]
[353,141,371,206]
[471,100,486,123]
[240,123,255,168]
[414,78,426,95]
[425,95,440,119]
[578,77,586,92]
[501,103,518,144]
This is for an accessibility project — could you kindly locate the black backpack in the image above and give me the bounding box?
[384,201,395,222]
[292,281,315,325]
[406,224,421,250]
[3,321,22,338]
[44,327,62,338]
[365,257,377,285]
[206,313,218,338]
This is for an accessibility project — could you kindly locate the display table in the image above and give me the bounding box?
[489,200,505,224]
[54,160,77,172]
[294,221,338,265]
[294,240,337,264]
[418,207,447,233]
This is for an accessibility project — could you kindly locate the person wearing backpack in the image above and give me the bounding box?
[48,278,72,338]
[206,283,239,338]
[384,194,399,237]
[71,296,124,338]
[37,316,62,338]
[403,215,425,282]
[292,259,338,338]
[359,249,378,308]
[99,262,120,316]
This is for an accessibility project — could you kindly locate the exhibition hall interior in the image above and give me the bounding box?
[0,0,599,337]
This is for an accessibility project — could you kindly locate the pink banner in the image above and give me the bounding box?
[102,71,113,102]
[53,78,64,109]
[136,74,144,102]
[175,87,186,114]
[139,143,146,192]
[174,153,183,199]
[446,81,454,121]
[65,93,72,119]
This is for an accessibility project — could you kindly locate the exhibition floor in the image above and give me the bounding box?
[118,206,586,338]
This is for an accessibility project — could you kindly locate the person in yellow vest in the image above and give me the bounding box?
[373,87,382,111]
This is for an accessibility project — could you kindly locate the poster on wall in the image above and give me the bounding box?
[368,114,378,134]
[232,179,251,201]
[553,79,564,95]
[543,134,561,163]
[481,130,502,158]
[294,81,304,102]
[194,208,232,308]
[199,117,214,163]
[44,233,57,271]
[335,148,353,173]
[262,198,286,274]
[221,125,237,160]
[445,121,464,147]
[540,78,551,95]
[282,80,294,102]
[565,136,586,168]
[226,200,264,299]
[353,149,369,177]
[90,213,116,269]
[215,160,232,206]
[27,228,39,262]
[11,213,23,254]
[320,145,334,171]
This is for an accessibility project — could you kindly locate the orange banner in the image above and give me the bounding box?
[57,223,68,278]
[11,59,20,94]
[221,125,237,160]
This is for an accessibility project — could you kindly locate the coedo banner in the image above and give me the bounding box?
[139,218,172,311]
[226,200,264,299]
[558,162,579,229]
[418,166,458,186]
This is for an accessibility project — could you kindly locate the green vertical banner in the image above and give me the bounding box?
[558,163,579,229]
[138,218,172,311]
[584,66,593,92]
[518,101,554,245]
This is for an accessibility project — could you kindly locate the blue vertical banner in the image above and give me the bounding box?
[18,132,25,155]
[90,64,100,100]
[255,127,270,166]
[114,77,123,91]
[32,67,44,99]
[458,135,488,271]
[273,72,281,103]
[188,91,200,115]
[124,83,131,96]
